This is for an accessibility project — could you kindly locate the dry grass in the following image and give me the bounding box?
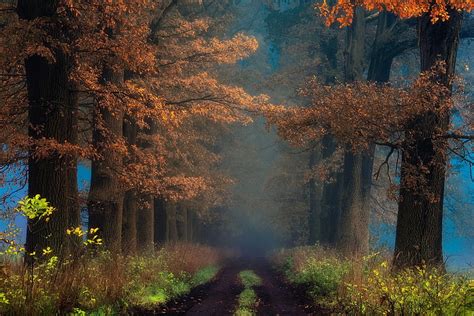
[162,242,224,275]
[0,243,224,315]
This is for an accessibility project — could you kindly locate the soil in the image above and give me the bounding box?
[137,257,325,315]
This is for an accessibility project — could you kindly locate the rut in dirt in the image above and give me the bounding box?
[153,257,316,315]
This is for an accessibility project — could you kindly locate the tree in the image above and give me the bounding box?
[320,0,473,268]
[14,0,79,259]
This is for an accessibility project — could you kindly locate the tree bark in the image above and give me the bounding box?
[137,196,154,251]
[394,10,462,269]
[338,152,370,256]
[88,67,125,253]
[154,198,167,244]
[18,0,79,259]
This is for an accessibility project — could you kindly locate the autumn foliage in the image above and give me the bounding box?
[320,0,474,26]
[0,0,272,256]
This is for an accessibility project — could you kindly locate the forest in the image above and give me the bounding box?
[0,0,473,315]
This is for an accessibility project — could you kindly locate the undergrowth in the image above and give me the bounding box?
[0,244,222,315]
[0,195,223,315]
[272,245,474,315]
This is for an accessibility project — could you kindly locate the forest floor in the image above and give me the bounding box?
[147,257,320,315]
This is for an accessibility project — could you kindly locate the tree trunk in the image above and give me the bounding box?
[394,10,462,269]
[367,12,397,83]
[121,116,138,254]
[88,67,125,253]
[137,196,154,251]
[338,152,370,256]
[136,115,156,251]
[308,146,323,244]
[187,210,194,243]
[361,13,399,218]
[18,1,79,259]
[122,190,137,254]
[154,198,167,244]
[317,33,340,247]
[319,136,342,246]
[177,206,188,242]
[337,6,369,257]
[167,203,178,242]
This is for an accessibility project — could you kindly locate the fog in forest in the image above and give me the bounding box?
[1,0,473,269]
[2,1,474,314]
[197,1,474,269]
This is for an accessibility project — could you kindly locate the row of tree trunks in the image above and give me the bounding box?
[394,9,462,269]
[18,0,79,259]
[163,203,199,243]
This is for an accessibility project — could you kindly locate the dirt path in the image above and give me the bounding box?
[152,258,316,315]
[185,260,244,315]
[252,260,316,315]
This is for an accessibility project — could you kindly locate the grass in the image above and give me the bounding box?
[191,265,220,286]
[238,270,262,288]
[0,243,223,315]
[234,270,262,316]
[235,288,258,316]
[271,245,474,315]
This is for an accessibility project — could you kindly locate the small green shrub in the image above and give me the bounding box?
[272,246,474,315]
[293,258,350,297]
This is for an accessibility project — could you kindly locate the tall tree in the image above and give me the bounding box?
[336,6,369,257]
[17,0,79,259]
[320,0,472,268]
[395,7,463,269]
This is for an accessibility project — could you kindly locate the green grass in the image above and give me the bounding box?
[140,266,219,307]
[238,270,262,288]
[238,288,257,308]
[191,265,219,286]
[235,288,258,316]
[234,270,261,316]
